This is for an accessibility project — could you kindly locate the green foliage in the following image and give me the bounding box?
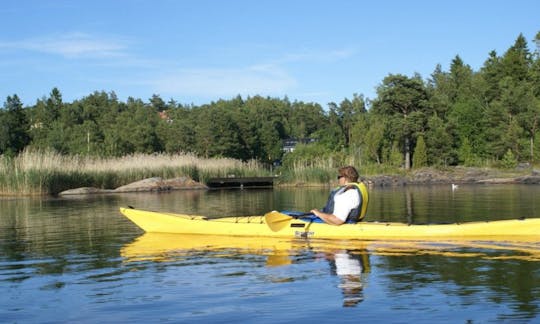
[425,114,456,166]
[458,137,480,166]
[0,95,30,156]
[534,132,540,163]
[286,101,326,139]
[371,74,429,169]
[448,99,487,158]
[500,149,518,169]
[387,142,403,168]
[413,136,428,168]
[312,107,344,149]
[351,113,385,164]
[281,143,334,169]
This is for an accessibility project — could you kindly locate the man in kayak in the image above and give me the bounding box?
[310,166,369,225]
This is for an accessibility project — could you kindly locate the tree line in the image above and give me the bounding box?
[1,32,540,169]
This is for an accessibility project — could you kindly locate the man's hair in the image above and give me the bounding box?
[339,166,359,182]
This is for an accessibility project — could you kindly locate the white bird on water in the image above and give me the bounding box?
[452,184,459,191]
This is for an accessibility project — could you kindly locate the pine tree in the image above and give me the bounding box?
[371,74,429,169]
[413,135,428,168]
[501,149,518,169]
[0,95,30,155]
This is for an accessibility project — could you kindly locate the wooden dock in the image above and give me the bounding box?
[206,176,276,189]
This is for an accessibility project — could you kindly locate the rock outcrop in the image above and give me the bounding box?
[114,176,207,192]
[58,176,207,196]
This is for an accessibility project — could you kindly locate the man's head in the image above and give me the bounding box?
[338,166,359,182]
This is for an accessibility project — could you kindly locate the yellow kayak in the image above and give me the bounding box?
[119,207,540,241]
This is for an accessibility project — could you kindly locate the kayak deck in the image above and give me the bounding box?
[119,207,540,241]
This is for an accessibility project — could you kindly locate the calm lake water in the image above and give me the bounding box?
[1,185,540,323]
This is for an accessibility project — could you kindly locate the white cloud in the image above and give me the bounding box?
[149,65,297,98]
[0,31,354,103]
[144,48,354,99]
[0,32,129,58]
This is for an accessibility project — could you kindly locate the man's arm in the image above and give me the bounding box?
[310,209,345,225]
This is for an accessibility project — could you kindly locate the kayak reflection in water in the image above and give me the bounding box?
[327,250,370,307]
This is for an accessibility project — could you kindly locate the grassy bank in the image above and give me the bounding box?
[0,150,268,195]
[2,150,534,196]
[276,155,406,185]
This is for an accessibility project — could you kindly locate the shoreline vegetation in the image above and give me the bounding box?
[2,33,540,197]
[1,150,539,197]
[0,150,264,196]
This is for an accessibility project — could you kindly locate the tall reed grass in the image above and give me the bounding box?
[0,149,268,196]
[277,155,401,185]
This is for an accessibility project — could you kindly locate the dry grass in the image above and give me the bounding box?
[8,149,261,173]
[0,149,268,195]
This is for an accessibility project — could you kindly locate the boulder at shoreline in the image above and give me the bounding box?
[114,176,207,192]
[58,176,207,196]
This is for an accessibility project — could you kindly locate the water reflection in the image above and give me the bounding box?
[324,249,368,307]
[121,233,371,307]
[1,185,540,321]
[120,233,296,263]
[120,233,540,310]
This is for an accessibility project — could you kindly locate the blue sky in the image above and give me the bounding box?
[1,0,539,108]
